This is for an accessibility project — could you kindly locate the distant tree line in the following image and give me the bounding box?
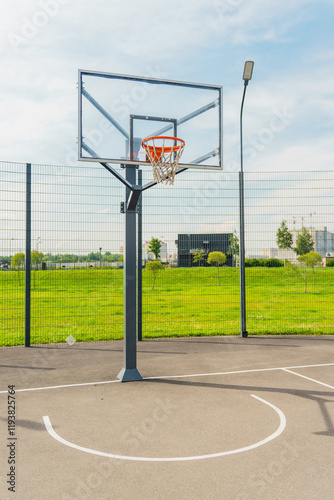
[2,252,123,265]
[42,252,123,263]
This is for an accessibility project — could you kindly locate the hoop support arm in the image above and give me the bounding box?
[99,162,134,191]
[127,187,142,211]
[141,167,188,191]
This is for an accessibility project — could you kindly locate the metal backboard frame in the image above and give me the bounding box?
[78,69,223,170]
[76,69,224,382]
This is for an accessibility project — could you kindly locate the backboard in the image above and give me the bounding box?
[78,70,222,170]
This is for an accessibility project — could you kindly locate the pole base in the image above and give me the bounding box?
[117,367,143,382]
[241,331,248,338]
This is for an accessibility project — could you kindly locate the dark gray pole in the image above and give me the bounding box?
[25,163,31,347]
[117,166,142,381]
[137,169,143,342]
[239,83,248,338]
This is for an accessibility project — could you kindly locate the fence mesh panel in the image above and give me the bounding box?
[0,162,26,346]
[244,171,334,334]
[0,162,333,347]
[140,168,239,338]
[30,163,124,344]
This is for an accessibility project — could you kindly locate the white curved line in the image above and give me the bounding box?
[43,395,286,462]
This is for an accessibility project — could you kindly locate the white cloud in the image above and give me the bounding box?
[0,0,333,170]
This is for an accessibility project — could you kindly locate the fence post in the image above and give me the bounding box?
[25,163,31,347]
[137,169,142,341]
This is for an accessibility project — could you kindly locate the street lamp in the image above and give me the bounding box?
[99,247,102,269]
[239,61,254,338]
[10,238,15,258]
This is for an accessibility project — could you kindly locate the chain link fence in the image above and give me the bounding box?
[1,162,333,346]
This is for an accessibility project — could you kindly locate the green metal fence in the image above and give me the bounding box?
[1,162,333,346]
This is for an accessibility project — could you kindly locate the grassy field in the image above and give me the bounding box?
[1,266,333,346]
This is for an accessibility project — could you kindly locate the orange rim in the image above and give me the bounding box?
[142,136,185,153]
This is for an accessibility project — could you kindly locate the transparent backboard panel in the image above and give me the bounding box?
[78,70,222,169]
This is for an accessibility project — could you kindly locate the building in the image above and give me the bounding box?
[263,227,334,261]
[262,247,296,262]
[160,241,167,261]
[291,226,334,256]
[322,253,334,267]
[177,233,232,267]
[303,227,334,256]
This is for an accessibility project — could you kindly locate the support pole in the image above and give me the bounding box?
[25,163,31,347]
[117,166,142,381]
[137,170,143,342]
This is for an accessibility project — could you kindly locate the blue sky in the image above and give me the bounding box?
[1,1,334,257]
[1,0,334,173]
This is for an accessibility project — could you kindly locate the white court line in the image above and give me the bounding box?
[144,363,334,380]
[1,362,333,394]
[283,369,334,390]
[0,379,120,394]
[43,394,286,462]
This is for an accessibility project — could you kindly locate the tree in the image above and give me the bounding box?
[146,260,164,290]
[11,253,25,285]
[87,252,100,261]
[285,261,308,293]
[193,249,206,267]
[285,251,322,293]
[207,251,226,285]
[276,221,293,264]
[102,252,122,262]
[294,227,314,256]
[298,251,322,287]
[148,238,161,260]
[31,251,43,270]
[227,231,239,267]
[31,251,44,289]
[60,254,78,263]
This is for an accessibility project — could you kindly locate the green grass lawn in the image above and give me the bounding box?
[1,266,333,346]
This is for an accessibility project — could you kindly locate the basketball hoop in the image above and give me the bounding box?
[141,136,185,185]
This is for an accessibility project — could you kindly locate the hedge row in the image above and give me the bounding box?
[245,258,284,268]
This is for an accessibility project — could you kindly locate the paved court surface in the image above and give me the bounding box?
[1,335,334,500]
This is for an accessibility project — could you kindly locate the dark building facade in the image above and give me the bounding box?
[177,233,233,267]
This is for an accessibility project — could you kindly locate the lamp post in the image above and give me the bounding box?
[239,61,254,338]
[99,247,102,269]
[10,237,15,259]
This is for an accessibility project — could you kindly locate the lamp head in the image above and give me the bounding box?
[243,61,254,81]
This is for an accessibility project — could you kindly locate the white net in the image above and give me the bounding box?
[142,136,185,185]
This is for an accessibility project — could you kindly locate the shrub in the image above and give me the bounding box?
[245,258,284,268]
[264,258,284,268]
[245,259,258,267]
[326,259,334,267]
[245,258,265,267]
